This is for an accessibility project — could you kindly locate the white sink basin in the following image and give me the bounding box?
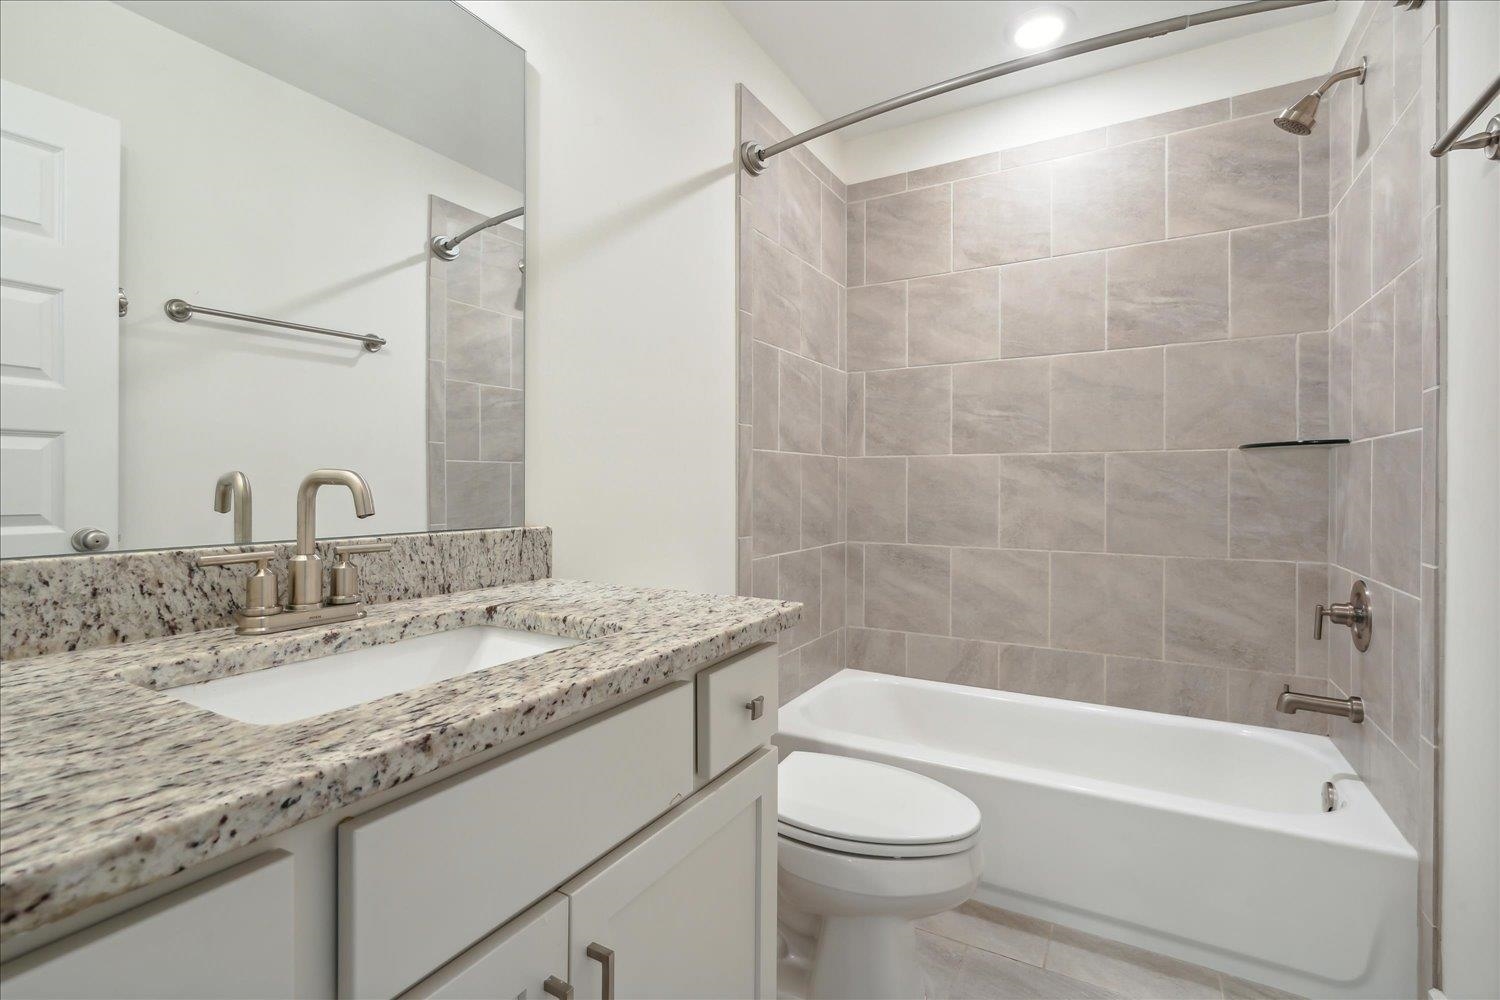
[161,625,582,725]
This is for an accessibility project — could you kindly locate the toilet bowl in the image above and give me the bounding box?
[776,752,983,1000]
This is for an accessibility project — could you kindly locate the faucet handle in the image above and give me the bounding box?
[198,550,281,617]
[328,542,391,606]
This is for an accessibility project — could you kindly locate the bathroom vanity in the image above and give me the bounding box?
[0,542,797,1000]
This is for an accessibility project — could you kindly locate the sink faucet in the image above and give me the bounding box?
[288,469,376,610]
[199,469,389,636]
[213,471,253,544]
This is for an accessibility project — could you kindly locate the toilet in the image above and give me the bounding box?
[776,752,983,1000]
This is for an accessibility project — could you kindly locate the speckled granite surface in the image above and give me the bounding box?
[0,579,798,938]
[0,527,551,661]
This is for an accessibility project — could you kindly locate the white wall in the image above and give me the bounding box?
[460,0,841,593]
[1439,0,1500,993]
[838,13,1341,183]
[0,0,520,549]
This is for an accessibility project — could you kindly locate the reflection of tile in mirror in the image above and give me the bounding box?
[429,195,525,530]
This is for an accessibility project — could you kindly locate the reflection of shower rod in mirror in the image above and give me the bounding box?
[430,206,525,261]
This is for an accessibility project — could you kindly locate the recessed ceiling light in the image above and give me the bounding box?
[1012,5,1072,51]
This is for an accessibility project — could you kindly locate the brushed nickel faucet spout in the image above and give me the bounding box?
[1277,685,1365,723]
[289,469,376,609]
[213,471,253,544]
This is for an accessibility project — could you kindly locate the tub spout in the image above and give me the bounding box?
[1276,685,1364,723]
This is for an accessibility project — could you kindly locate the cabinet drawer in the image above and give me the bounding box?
[401,894,568,1000]
[339,683,694,999]
[695,644,777,780]
[0,852,295,999]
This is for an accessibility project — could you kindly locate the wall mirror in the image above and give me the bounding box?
[0,0,525,557]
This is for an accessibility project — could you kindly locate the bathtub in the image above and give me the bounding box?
[776,670,1416,1000]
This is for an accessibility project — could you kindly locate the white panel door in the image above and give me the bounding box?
[563,748,777,1000]
[0,79,120,557]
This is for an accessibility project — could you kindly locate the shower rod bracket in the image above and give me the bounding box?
[740,141,769,176]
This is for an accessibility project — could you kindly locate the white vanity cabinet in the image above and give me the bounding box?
[0,643,780,1000]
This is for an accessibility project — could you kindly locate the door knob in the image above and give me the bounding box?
[70,527,110,552]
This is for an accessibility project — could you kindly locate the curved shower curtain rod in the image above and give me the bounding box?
[431,206,524,260]
[739,0,1327,175]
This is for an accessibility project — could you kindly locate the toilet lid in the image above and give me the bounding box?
[777,752,981,847]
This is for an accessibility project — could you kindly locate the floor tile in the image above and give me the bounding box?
[952,945,1122,999]
[918,929,969,999]
[918,899,1052,966]
[1045,925,1223,999]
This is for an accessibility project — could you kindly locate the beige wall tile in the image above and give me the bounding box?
[1302,124,1330,218]
[446,461,511,529]
[448,303,511,385]
[865,186,952,282]
[1372,102,1422,291]
[1328,319,1354,439]
[1230,77,1322,118]
[1165,337,1297,449]
[1107,99,1230,145]
[1230,448,1329,560]
[997,645,1105,703]
[952,548,1050,644]
[1393,264,1424,431]
[847,373,865,457]
[1105,656,1228,719]
[1371,429,1422,595]
[1107,451,1229,557]
[847,174,906,202]
[1353,3,1396,177]
[1002,253,1107,358]
[1052,139,1166,253]
[779,158,823,268]
[952,165,1051,269]
[847,626,906,674]
[821,367,847,456]
[908,152,999,188]
[778,351,822,453]
[1296,562,1330,679]
[820,186,847,282]
[802,455,841,548]
[752,449,800,556]
[1168,115,1300,236]
[1391,588,1420,761]
[822,545,846,633]
[479,386,524,462]
[953,358,1050,454]
[1001,454,1106,551]
[445,381,480,459]
[1333,170,1372,321]
[909,455,1000,547]
[1298,331,1331,439]
[1332,440,1373,574]
[1229,218,1330,338]
[1001,127,1106,169]
[1106,234,1229,348]
[779,547,822,649]
[907,634,999,687]
[864,544,951,635]
[908,268,1000,365]
[1165,558,1296,671]
[1051,553,1164,657]
[1352,284,1396,439]
[847,283,907,372]
[846,200,866,286]
[865,367,952,455]
[751,340,779,449]
[1052,349,1164,451]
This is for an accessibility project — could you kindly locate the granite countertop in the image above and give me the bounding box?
[0,579,799,939]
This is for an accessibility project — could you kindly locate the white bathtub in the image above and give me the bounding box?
[776,670,1417,1000]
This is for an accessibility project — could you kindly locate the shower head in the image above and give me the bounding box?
[1274,93,1321,135]
[1273,56,1367,136]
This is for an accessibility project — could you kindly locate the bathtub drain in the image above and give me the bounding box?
[1322,780,1339,812]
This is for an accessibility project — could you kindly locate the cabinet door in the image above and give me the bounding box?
[0,852,295,999]
[402,894,569,1000]
[562,748,776,1000]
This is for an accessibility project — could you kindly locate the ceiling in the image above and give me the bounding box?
[724,0,1336,139]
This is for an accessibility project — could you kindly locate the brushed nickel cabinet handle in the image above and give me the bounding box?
[543,975,574,1000]
[587,942,616,1000]
[745,695,765,721]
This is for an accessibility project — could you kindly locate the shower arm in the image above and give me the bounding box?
[1311,62,1368,97]
[431,206,524,260]
[740,0,1325,175]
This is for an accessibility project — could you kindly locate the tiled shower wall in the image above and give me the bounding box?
[1323,0,1442,987]
[840,80,1338,733]
[735,88,849,701]
[427,195,525,530]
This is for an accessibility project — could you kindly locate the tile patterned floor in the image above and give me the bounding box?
[915,900,1302,1000]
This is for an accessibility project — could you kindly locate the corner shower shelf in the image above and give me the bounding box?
[1237,439,1351,450]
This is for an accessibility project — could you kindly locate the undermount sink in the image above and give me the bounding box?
[160,626,582,725]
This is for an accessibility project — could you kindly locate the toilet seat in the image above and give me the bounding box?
[777,752,981,859]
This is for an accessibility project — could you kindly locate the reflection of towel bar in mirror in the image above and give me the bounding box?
[163,298,386,353]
